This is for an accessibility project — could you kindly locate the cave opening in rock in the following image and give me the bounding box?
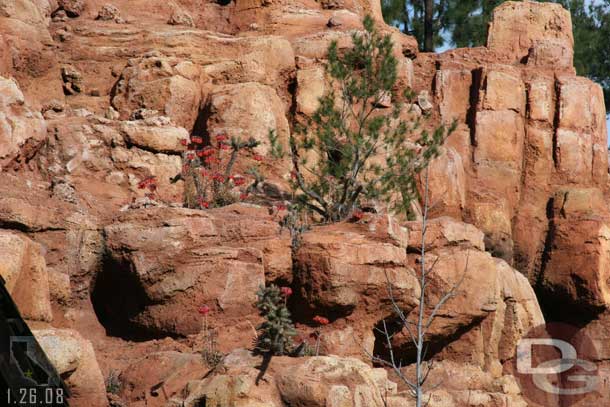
[90,254,159,341]
[371,315,483,367]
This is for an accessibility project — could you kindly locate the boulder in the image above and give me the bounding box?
[296,65,325,116]
[294,218,419,318]
[34,329,107,407]
[56,0,84,17]
[435,68,472,122]
[276,356,396,407]
[120,118,189,153]
[0,230,52,321]
[99,204,291,338]
[527,77,555,124]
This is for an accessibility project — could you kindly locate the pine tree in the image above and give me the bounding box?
[282,15,452,222]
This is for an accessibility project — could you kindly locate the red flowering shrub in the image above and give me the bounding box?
[137,176,158,200]
[176,132,262,209]
[312,315,329,356]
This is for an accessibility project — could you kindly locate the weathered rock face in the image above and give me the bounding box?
[111,53,204,130]
[1,0,609,405]
[424,0,608,299]
[0,76,47,169]
[487,0,574,68]
[206,82,290,158]
[294,215,418,318]
[176,350,398,407]
[118,351,209,407]
[539,188,610,315]
[99,204,291,339]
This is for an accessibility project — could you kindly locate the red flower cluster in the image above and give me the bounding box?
[280,286,293,297]
[179,132,261,209]
[137,177,157,192]
[197,196,210,208]
[211,173,224,183]
[198,305,210,315]
[205,156,220,165]
[313,315,329,326]
[275,204,287,211]
[253,154,264,162]
[353,210,364,220]
[202,147,215,157]
[180,139,188,146]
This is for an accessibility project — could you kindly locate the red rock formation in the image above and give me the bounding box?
[0,0,607,405]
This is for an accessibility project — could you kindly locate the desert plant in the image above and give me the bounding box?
[173,133,262,209]
[196,305,224,368]
[106,370,121,395]
[255,285,297,356]
[312,315,329,356]
[272,15,454,222]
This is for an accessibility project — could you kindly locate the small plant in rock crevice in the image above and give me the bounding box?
[106,370,121,395]
[312,315,329,356]
[254,285,297,356]
[137,176,158,200]
[197,304,224,368]
[173,132,263,209]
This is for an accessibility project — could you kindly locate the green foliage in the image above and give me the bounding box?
[279,15,451,222]
[202,347,224,368]
[106,370,121,395]
[381,0,447,50]
[268,129,285,159]
[255,285,297,356]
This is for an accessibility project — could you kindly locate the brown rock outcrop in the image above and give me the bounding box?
[100,204,291,339]
[0,0,608,404]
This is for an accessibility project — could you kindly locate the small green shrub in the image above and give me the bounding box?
[106,370,121,395]
[255,285,297,355]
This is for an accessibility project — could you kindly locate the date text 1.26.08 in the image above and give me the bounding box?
[7,388,65,406]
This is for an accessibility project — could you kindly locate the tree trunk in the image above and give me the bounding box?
[424,0,434,52]
[402,1,410,35]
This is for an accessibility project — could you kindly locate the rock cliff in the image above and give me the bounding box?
[0,0,608,406]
